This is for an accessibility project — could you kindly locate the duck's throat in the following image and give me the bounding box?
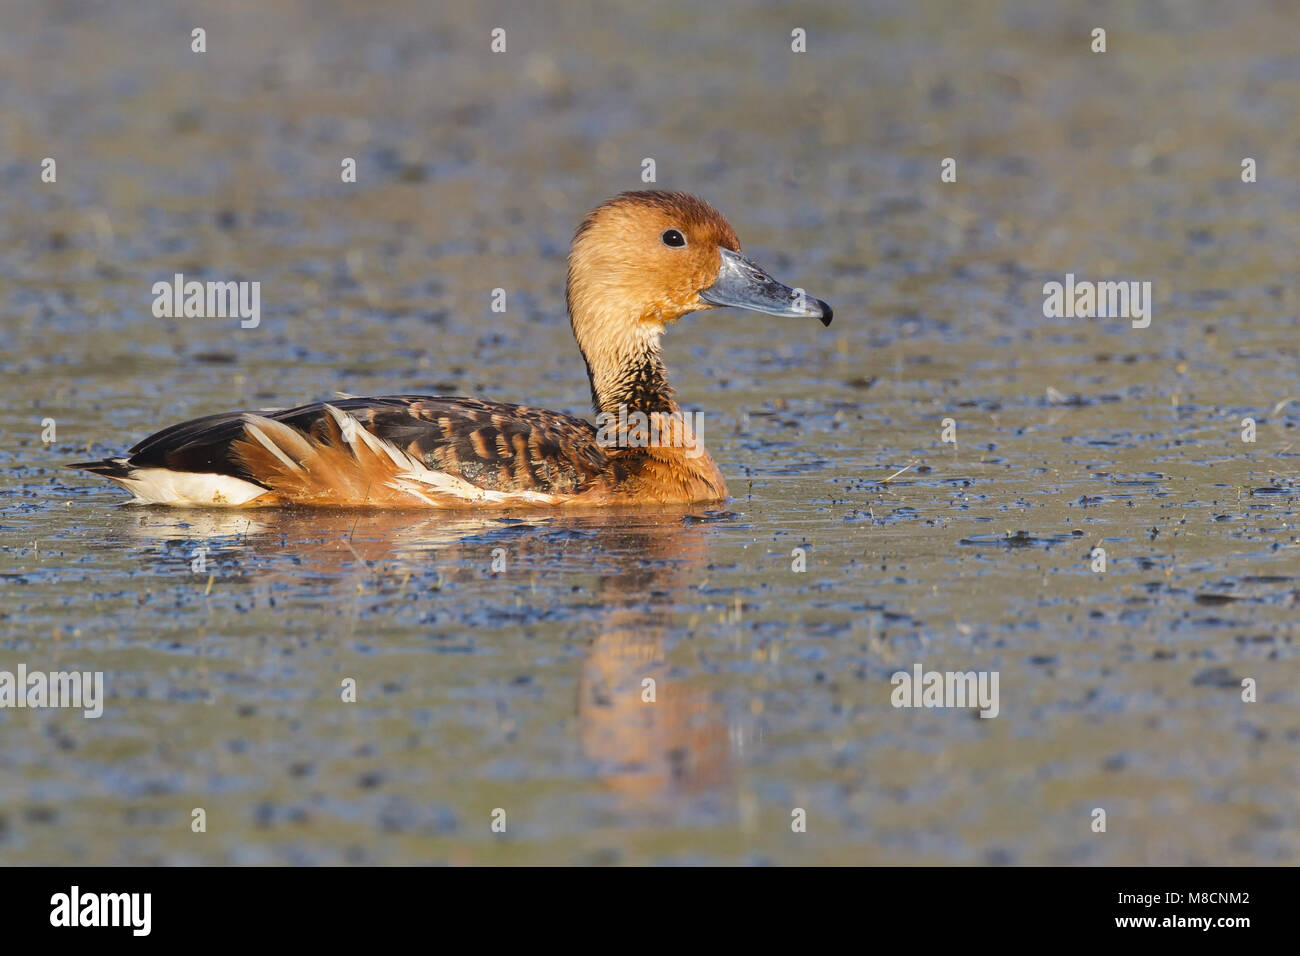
[581,328,678,416]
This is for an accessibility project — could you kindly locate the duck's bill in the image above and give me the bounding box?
[700,248,833,326]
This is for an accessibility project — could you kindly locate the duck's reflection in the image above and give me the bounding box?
[122,505,733,800]
[573,523,732,799]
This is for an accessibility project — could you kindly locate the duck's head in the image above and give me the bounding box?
[567,190,832,335]
[566,190,832,415]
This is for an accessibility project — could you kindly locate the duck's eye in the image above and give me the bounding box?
[661,229,686,248]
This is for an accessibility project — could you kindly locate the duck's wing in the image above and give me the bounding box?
[67,395,615,507]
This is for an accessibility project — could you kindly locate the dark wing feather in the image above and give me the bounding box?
[121,395,613,496]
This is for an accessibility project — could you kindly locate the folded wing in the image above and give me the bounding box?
[68,395,616,507]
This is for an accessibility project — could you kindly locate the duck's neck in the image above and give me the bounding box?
[573,308,678,416]
[570,303,728,501]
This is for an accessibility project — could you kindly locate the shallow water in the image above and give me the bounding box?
[1,0,1298,864]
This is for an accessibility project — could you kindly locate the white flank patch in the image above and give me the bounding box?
[107,468,268,506]
[242,423,303,474]
[321,404,563,507]
[388,470,561,506]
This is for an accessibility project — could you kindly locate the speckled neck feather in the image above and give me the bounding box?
[573,317,677,415]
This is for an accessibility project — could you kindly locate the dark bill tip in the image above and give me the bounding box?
[813,299,833,326]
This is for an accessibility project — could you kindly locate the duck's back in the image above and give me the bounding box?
[69,396,614,507]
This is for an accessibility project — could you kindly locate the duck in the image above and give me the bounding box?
[69,190,832,508]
